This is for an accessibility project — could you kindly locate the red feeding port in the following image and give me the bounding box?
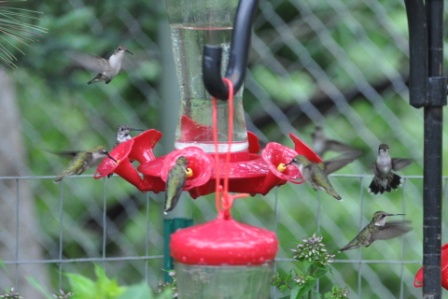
[94,123,317,198]
[414,243,448,290]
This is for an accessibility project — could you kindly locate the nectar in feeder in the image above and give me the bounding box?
[166,0,248,153]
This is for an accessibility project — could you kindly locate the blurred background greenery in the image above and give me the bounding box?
[0,0,447,298]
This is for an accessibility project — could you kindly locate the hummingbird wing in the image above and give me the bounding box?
[323,151,361,174]
[50,150,82,159]
[68,51,110,73]
[373,221,412,241]
[392,158,413,171]
[325,140,360,154]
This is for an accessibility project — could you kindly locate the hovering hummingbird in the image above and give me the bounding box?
[286,154,358,201]
[164,156,189,214]
[368,144,412,194]
[76,45,133,85]
[53,146,116,183]
[311,126,361,157]
[115,125,144,146]
[339,211,412,252]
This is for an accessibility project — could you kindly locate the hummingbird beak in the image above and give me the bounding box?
[285,160,294,166]
[390,213,406,216]
[125,49,133,55]
[128,128,144,132]
[106,153,117,162]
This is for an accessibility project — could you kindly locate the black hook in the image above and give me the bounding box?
[202,0,259,100]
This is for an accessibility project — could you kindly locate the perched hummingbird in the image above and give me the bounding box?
[115,125,145,146]
[286,154,359,201]
[368,144,412,194]
[107,125,144,178]
[339,211,412,252]
[164,156,189,214]
[311,126,361,157]
[78,45,133,85]
[53,146,116,183]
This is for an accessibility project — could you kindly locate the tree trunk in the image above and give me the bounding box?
[0,69,50,298]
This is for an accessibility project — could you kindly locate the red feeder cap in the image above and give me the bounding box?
[170,218,278,266]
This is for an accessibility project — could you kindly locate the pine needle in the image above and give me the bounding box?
[0,1,47,68]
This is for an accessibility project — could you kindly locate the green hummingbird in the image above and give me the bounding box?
[53,146,116,183]
[164,156,189,214]
[339,211,412,252]
[368,144,412,194]
[287,154,358,201]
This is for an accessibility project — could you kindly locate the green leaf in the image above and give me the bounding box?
[94,264,127,298]
[66,265,126,299]
[290,285,300,299]
[296,278,316,298]
[117,282,152,299]
[66,273,96,298]
[156,288,175,299]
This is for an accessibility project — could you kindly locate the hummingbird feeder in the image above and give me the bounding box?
[93,0,322,297]
[93,0,323,202]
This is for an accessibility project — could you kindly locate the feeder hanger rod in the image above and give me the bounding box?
[404,0,447,298]
[202,0,259,100]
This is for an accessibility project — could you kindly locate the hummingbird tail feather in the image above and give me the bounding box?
[164,190,183,214]
[87,73,102,84]
[331,191,342,201]
[368,177,380,194]
[53,175,64,183]
[388,172,403,190]
[339,243,355,252]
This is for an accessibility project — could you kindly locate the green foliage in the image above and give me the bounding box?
[1,0,435,297]
[321,286,350,299]
[0,288,23,299]
[272,235,348,299]
[30,265,174,299]
[65,264,126,299]
[252,65,316,104]
[119,282,173,299]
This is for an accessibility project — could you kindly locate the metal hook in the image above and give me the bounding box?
[202,0,259,100]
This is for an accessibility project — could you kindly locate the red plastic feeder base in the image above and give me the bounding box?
[170,217,278,266]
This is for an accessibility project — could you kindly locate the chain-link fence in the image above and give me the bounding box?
[1,0,447,298]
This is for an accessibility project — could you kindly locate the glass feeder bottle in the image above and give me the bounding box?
[166,0,248,153]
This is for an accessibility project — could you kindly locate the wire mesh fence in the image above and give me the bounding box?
[1,0,447,298]
[0,174,445,298]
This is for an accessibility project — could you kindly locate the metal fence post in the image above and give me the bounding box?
[404,0,447,297]
[158,10,194,282]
